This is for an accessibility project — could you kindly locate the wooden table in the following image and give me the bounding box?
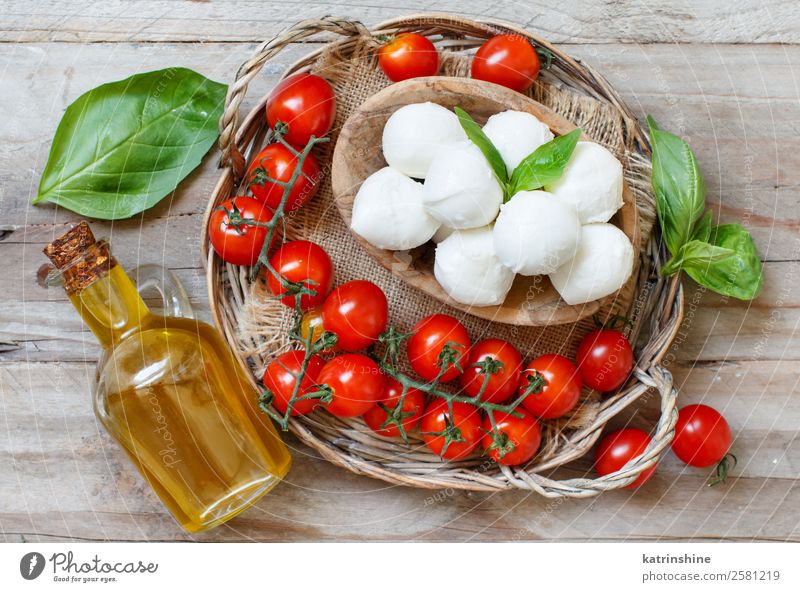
[2,0,799,542]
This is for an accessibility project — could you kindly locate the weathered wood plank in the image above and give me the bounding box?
[2,361,798,542]
[0,41,294,228]
[4,261,798,364]
[2,0,798,44]
[2,42,799,263]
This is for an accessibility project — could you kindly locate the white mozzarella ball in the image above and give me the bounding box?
[434,226,515,306]
[422,141,503,229]
[545,141,624,224]
[350,167,440,250]
[382,102,467,178]
[549,222,634,305]
[482,110,554,174]
[492,190,581,276]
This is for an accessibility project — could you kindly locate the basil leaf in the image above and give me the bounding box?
[508,128,581,198]
[681,224,764,300]
[662,239,735,276]
[648,115,707,255]
[454,107,508,186]
[34,67,226,220]
[692,210,713,242]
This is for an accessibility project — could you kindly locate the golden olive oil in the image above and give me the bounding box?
[48,225,290,532]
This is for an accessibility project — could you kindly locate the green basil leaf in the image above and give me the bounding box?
[454,107,508,186]
[681,224,764,300]
[662,238,735,276]
[692,210,713,242]
[508,128,581,197]
[34,67,227,220]
[648,115,707,255]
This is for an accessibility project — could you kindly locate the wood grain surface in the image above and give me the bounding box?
[2,1,799,542]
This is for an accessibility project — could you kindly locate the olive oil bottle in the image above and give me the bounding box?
[45,222,291,532]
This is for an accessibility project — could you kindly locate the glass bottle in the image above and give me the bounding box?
[44,222,291,532]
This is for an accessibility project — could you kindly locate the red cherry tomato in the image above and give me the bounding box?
[519,353,582,419]
[459,338,522,403]
[407,314,471,383]
[471,34,540,92]
[247,143,321,212]
[208,196,275,266]
[266,73,336,147]
[378,33,439,82]
[421,399,482,460]
[363,376,425,438]
[267,240,334,311]
[262,350,326,416]
[672,404,733,468]
[322,280,388,351]
[595,428,657,489]
[482,409,541,466]
[317,354,384,417]
[576,329,634,392]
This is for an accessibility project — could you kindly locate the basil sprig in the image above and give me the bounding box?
[648,116,763,300]
[455,107,580,202]
[34,68,226,220]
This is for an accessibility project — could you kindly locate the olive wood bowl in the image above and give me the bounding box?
[331,76,639,326]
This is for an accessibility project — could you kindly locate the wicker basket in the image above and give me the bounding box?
[201,14,684,497]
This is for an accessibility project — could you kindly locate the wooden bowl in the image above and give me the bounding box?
[331,76,639,326]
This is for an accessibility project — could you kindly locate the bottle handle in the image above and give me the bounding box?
[132,264,194,319]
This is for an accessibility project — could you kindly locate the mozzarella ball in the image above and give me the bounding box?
[493,190,581,276]
[350,167,440,250]
[434,226,515,306]
[545,141,624,224]
[382,102,467,178]
[482,110,554,174]
[422,140,503,229]
[549,223,634,305]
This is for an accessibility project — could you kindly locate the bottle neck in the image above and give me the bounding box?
[69,264,151,350]
[43,224,152,350]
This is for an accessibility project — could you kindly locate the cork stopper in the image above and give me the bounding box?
[43,222,116,295]
[43,221,96,267]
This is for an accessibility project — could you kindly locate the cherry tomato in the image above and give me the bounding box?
[576,329,634,392]
[247,143,321,212]
[363,376,425,438]
[407,314,471,383]
[519,353,582,419]
[421,399,482,460]
[262,350,326,416]
[672,404,732,468]
[267,240,333,311]
[299,305,325,344]
[266,73,336,147]
[482,409,541,466]
[459,338,522,403]
[378,33,439,82]
[322,280,388,351]
[208,196,275,266]
[317,354,384,417]
[471,34,540,92]
[595,428,657,489]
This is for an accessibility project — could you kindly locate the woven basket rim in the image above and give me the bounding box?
[201,13,684,496]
